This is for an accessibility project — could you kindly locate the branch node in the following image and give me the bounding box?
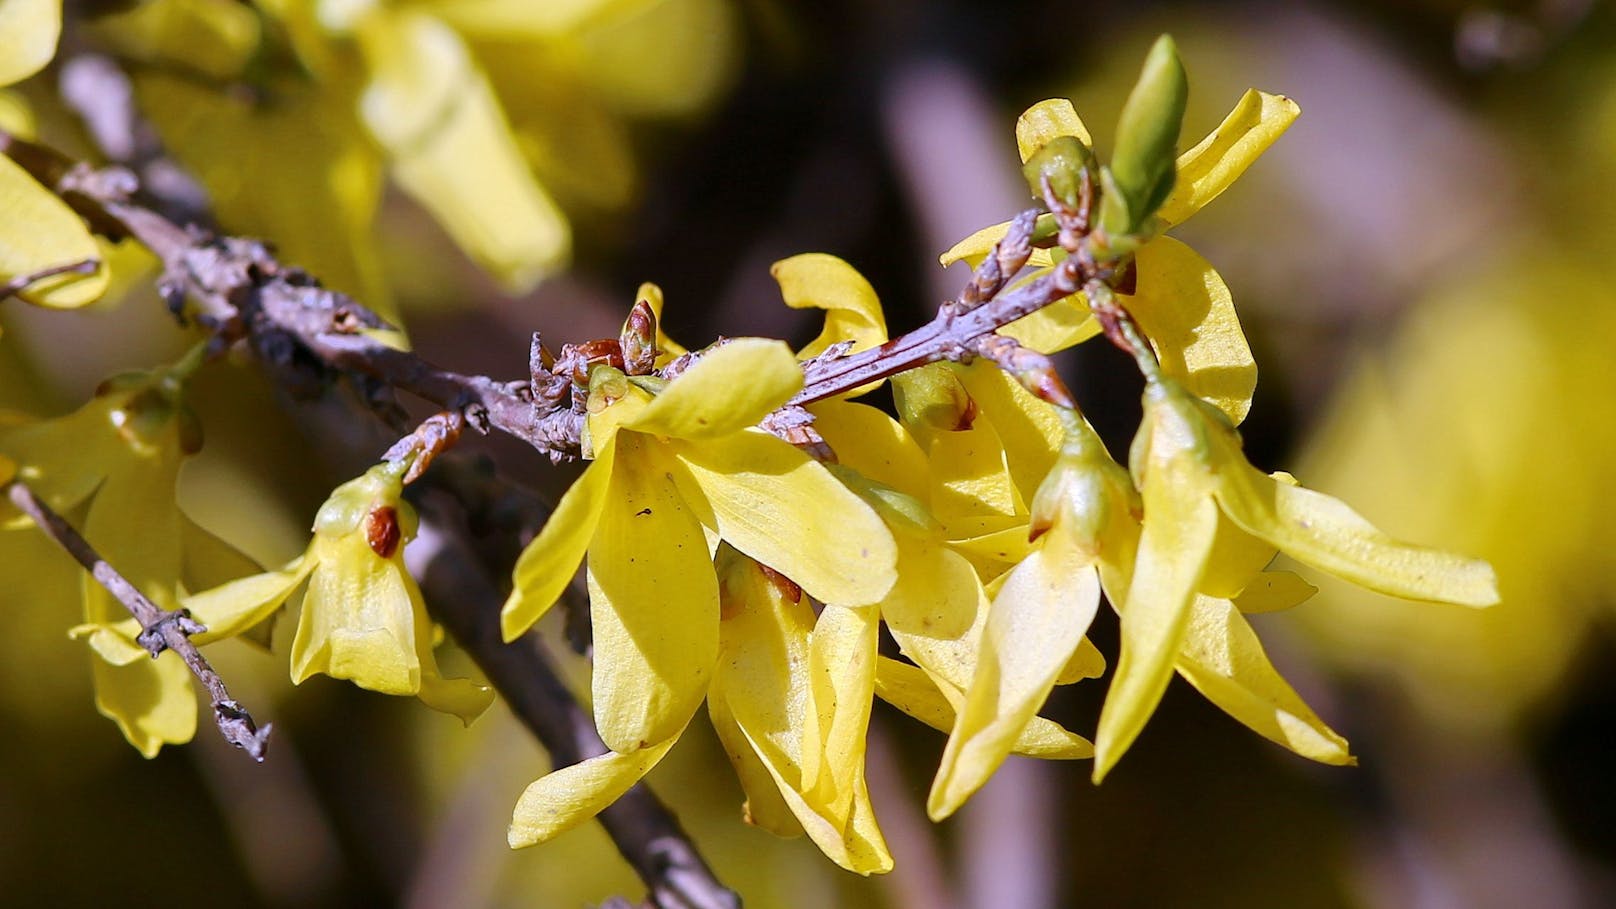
[134,608,206,657]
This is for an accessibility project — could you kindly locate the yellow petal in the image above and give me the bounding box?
[1176,596,1353,765]
[926,418,1023,523]
[873,657,1091,758]
[1200,512,1279,599]
[185,557,312,645]
[669,430,897,605]
[999,291,1102,354]
[1093,461,1220,782]
[1215,459,1499,607]
[930,548,1100,819]
[735,722,894,875]
[0,0,59,86]
[413,652,495,724]
[134,68,394,317]
[502,446,616,641]
[945,516,1036,573]
[891,362,972,452]
[1016,98,1093,161]
[878,525,982,642]
[624,338,802,439]
[807,400,930,501]
[707,694,802,837]
[507,735,681,848]
[1158,90,1300,227]
[771,253,888,359]
[358,10,568,290]
[801,602,878,814]
[1125,237,1256,424]
[713,549,889,871]
[83,459,184,622]
[1055,635,1107,684]
[712,547,815,833]
[291,533,420,695]
[954,361,1063,501]
[1231,570,1317,614]
[884,554,991,694]
[586,434,718,752]
[88,647,197,757]
[0,396,123,519]
[0,154,108,309]
[939,220,1011,270]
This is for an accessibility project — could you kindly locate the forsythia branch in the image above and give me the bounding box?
[4,480,272,761]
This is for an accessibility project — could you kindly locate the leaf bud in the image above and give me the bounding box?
[620,299,658,376]
[1021,135,1092,208]
[1098,34,1188,237]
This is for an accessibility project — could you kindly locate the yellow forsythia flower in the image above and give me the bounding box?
[182,461,493,722]
[927,415,1128,819]
[1093,376,1498,780]
[0,355,254,755]
[502,340,897,747]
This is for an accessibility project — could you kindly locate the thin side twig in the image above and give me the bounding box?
[5,480,271,760]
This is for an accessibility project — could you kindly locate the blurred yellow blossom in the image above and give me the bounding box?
[0,352,254,755]
[1,0,109,318]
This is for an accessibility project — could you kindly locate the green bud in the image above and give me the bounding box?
[1098,35,1188,237]
[1021,135,1092,208]
[1029,415,1137,555]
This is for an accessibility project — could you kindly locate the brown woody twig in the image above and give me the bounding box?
[5,480,271,760]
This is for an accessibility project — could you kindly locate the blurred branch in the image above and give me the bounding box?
[4,479,271,760]
[57,52,215,227]
[1,259,102,299]
[0,130,586,463]
[412,493,740,909]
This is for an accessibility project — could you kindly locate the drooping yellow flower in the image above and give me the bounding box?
[705,546,891,874]
[180,461,493,722]
[927,414,1130,819]
[0,355,255,755]
[1094,376,1499,780]
[502,338,898,755]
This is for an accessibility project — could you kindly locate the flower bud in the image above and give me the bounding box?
[313,460,417,542]
[1029,416,1137,558]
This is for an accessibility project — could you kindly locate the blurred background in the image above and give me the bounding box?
[3,0,1615,906]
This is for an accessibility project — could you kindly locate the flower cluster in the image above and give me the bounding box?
[75,0,737,315]
[496,38,1497,874]
[0,22,1499,883]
